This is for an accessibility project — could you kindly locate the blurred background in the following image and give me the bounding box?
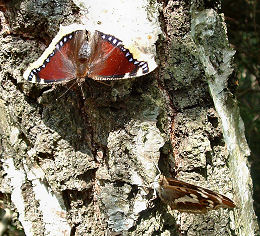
[222,0,260,224]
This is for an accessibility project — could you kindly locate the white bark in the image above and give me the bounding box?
[191,9,259,235]
[0,0,258,235]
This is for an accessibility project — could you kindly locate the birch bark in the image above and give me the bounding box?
[0,0,258,235]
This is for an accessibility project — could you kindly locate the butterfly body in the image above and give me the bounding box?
[23,24,157,84]
[154,175,235,213]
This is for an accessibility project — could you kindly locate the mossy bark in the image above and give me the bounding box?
[0,0,258,235]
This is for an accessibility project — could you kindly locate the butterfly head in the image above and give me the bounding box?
[73,31,92,79]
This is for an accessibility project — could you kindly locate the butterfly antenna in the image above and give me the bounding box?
[79,83,86,99]
[56,79,78,101]
[150,158,161,199]
[95,80,111,87]
[153,160,161,175]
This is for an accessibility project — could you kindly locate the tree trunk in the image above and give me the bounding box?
[0,0,259,235]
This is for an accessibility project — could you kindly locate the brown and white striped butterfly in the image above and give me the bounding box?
[153,175,235,213]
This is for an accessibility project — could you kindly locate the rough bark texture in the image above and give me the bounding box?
[0,0,259,236]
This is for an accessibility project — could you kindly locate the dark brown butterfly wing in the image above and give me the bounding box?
[87,31,144,80]
[23,25,155,83]
[156,175,235,213]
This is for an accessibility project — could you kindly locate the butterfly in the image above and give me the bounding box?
[23,24,157,84]
[153,175,235,213]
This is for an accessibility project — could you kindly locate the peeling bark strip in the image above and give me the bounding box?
[191,9,259,235]
[0,1,258,236]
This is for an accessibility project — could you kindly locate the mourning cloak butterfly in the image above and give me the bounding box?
[23,24,157,84]
[153,175,235,213]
